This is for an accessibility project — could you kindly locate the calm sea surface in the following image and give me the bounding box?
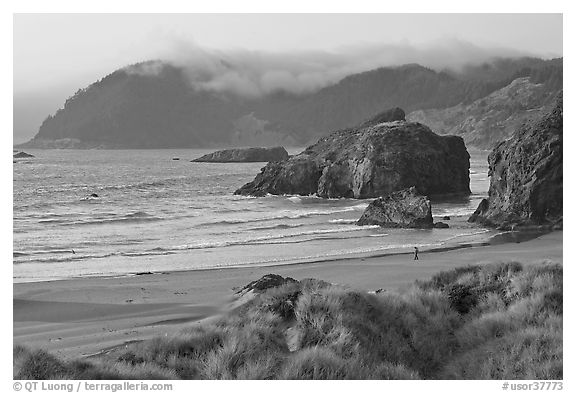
[13,149,493,282]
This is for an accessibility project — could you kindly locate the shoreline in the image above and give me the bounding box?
[14,224,544,285]
[14,231,562,359]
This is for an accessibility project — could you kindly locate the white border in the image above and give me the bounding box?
[3,3,572,391]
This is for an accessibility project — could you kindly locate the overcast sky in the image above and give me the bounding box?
[13,13,563,142]
[14,13,562,92]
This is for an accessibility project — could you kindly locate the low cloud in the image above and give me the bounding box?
[137,39,536,97]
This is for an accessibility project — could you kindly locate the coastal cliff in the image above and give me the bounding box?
[469,92,563,229]
[235,108,470,198]
[407,77,561,149]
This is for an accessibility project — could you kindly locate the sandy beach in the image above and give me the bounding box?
[13,231,562,360]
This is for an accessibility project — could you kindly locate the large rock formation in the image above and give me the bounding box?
[192,147,289,163]
[468,92,562,229]
[235,109,470,198]
[357,187,433,228]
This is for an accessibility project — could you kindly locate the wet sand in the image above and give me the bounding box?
[13,231,562,359]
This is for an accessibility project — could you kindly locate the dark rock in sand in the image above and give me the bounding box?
[90,193,99,198]
[443,216,451,221]
[357,186,433,228]
[233,276,333,321]
[172,157,180,161]
[193,146,289,163]
[434,221,450,229]
[14,151,34,158]
[235,274,299,296]
[235,108,470,198]
[469,92,563,229]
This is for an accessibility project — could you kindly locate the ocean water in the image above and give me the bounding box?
[13,149,493,282]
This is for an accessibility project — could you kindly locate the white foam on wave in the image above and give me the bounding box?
[287,196,303,203]
[439,229,493,243]
[196,206,369,227]
[13,251,119,264]
[329,218,358,224]
[164,225,381,252]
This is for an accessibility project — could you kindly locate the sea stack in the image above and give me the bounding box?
[192,147,289,163]
[357,187,433,228]
[469,92,563,229]
[235,108,470,198]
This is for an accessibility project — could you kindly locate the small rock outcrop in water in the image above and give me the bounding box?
[13,151,34,158]
[235,108,470,198]
[434,222,450,229]
[469,92,563,229]
[357,187,433,228]
[193,147,289,163]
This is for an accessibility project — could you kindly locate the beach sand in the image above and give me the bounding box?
[13,231,562,359]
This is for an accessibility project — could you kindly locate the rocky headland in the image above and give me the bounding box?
[235,108,470,199]
[16,58,561,149]
[192,147,289,163]
[408,77,561,149]
[469,92,563,229]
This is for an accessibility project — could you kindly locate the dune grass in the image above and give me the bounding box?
[14,262,562,380]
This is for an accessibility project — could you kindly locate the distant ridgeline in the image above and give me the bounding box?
[18,57,562,149]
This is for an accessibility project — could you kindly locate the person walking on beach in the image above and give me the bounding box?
[414,247,419,261]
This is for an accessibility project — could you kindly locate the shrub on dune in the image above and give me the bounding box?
[442,326,562,379]
[79,361,178,379]
[280,347,362,379]
[454,311,520,349]
[111,325,225,379]
[508,264,562,299]
[233,352,285,379]
[280,346,419,380]
[254,281,302,320]
[202,312,288,379]
[293,283,460,377]
[14,347,68,380]
[294,287,356,354]
[417,265,482,291]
